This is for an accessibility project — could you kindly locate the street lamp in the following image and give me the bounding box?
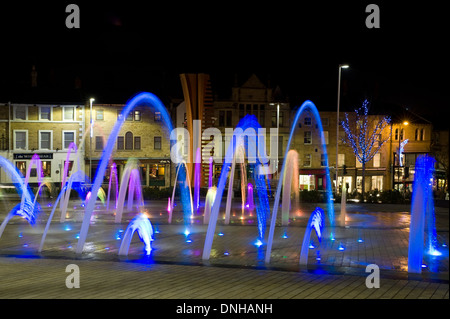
[397,120,409,191]
[89,98,95,181]
[336,64,349,194]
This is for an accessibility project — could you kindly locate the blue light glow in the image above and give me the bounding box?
[338,243,345,251]
[358,239,364,243]
[282,231,288,239]
[218,232,224,236]
[64,225,71,231]
[254,239,263,248]
[184,229,190,237]
[18,232,23,238]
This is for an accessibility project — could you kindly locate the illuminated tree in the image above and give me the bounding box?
[341,99,391,197]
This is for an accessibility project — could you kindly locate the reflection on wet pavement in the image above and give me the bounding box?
[0,199,448,280]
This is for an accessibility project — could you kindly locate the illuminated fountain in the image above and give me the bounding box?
[118,213,154,256]
[202,114,270,260]
[106,162,119,211]
[169,161,194,224]
[76,92,175,254]
[224,142,247,224]
[0,155,38,239]
[299,207,325,268]
[115,159,144,223]
[265,100,334,264]
[208,156,213,188]
[246,182,254,211]
[408,155,441,273]
[203,186,217,225]
[281,150,299,226]
[193,147,201,212]
[39,170,86,252]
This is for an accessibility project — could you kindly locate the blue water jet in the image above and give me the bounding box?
[76,92,174,254]
[202,115,270,260]
[408,155,440,273]
[266,100,334,264]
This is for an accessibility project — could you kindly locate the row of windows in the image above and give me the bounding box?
[96,109,162,122]
[14,130,76,150]
[94,133,162,151]
[394,128,426,141]
[13,130,163,152]
[13,106,78,121]
[301,153,382,168]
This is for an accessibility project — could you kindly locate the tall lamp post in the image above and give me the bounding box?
[336,64,349,194]
[397,121,409,191]
[89,98,95,181]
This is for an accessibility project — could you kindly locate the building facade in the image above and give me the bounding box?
[86,103,172,188]
[0,103,84,188]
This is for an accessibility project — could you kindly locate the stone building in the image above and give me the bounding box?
[86,103,172,188]
[0,102,84,187]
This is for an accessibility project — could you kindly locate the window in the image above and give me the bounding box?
[14,106,27,120]
[117,110,124,121]
[39,131,52,150]
[239,104,244,119]
[125,132,133,150]
[63,131,75,149]
[63,106,75,121]
[117,136,124,150]
[42,161,51,177]
[14,130,27,150]
[219,111,225,126]
[420,128,425,141]
[154,136,162,150]
[304,131,312,144]
[395,128,404,140]
[271,111,277,127]
[134,110,141,121]
[149,164,165,185]
[126,111,133,121]
[154,111,161,122]
[95,136,103,150]
[375,133,382,147]
[226,110,232,126]
[304,154,311,167]
[16,161,26,176]
[304,117,312,126]
[96,109,104,121]
[415,128,419,141]
[321,131,329,145]
[279,111,284,127]
[39,106,51,121]
[338,154,345,166]
[356,155,362,168]
[134,136,141,150]
[373,153,381,167]
[320,154,327,166]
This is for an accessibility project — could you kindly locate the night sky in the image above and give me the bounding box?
[0,1,447,128]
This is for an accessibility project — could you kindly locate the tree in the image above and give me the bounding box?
[341,99,391,197]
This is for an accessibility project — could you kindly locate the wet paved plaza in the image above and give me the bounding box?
[0,196,448,299]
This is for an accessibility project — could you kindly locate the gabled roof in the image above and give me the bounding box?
[240,74,266,89]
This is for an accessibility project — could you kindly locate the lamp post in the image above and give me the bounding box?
[397,121,409,191]
[89,98,95,181]
[336,64,349,194]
